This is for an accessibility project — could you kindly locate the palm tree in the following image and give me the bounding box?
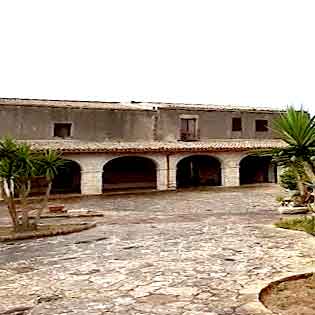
[0,139,37,230]
[269,106,315,198]
[34,149,66,225]
[0,138,66,231]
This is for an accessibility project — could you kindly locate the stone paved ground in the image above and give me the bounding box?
[0,185,315,315]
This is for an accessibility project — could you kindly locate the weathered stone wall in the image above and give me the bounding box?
[0,103,282,142]
[0,105,156,141]
[156,108,281,141]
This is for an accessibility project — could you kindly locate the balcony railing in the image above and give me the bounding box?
[179,129,200,141]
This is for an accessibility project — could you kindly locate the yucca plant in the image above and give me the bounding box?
[262,107,315,200]
[0,138,66,231]
[34,149,66,225]
[0,139,37,230]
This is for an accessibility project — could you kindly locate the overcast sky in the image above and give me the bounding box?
[0,0,314,113]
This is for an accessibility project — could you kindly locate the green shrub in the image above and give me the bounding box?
[280,167,298,190]
[275,216,315,235]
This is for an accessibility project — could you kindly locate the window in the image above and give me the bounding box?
[180,118,199,141]
[54,123,72,138]
[232,118,242,131]
[255,119,268,132]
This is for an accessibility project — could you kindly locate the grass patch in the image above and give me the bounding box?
[0,222,96,242]
[275,216,315,235]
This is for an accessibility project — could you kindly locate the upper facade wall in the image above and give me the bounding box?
[156,108,281,141]
[0,105,155,141]
[0,102,283,141]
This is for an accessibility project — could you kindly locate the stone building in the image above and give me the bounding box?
[0,98,286,196]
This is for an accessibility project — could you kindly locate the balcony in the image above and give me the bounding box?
[179,129,200,141]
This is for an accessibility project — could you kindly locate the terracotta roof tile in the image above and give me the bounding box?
[0,98,285,113]
[21,139,287,154]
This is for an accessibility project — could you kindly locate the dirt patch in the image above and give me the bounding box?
[0,222,96,242]
[260,273,315,315]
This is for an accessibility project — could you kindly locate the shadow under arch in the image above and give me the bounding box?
[30,159,82,196]
[176,155,222,188]
[239,155,277,185]
[51,159,82,194]
[102,156,157,191]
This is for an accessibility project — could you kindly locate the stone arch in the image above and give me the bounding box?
[102,155,157,191]
[239,154,276,185]
[176,154,222,188]
[51,159,82,194]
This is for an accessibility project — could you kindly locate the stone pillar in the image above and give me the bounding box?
[268,163,276,183]
[155,154,169,191]
[221,153,241,187]
[157,168,168,191]
[63,154,105,196]
[81,170,103,195]
[168,154,182,190]
[222,165,239,186]
[168,168,177,190]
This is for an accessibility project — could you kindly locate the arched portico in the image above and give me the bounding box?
[240,155,276,185]
[51,160,82,194]
[29,159,82,196]
[176,155,222,188]
[102,156,157,191]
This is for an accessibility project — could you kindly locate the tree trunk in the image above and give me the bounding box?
[19,180,32,230]
[35,180,52,226]
[303,161,315,184]
[292,167,305,197]
[1,179,19,229]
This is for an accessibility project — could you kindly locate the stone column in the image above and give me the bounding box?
[168,168,177,190]
[268,163,277,183]
[155,154,169,191]
[81,170,103,195]
[168,154,183,190]
[64,154,104,196]
[221,154,241,187]
[157,168,168,191]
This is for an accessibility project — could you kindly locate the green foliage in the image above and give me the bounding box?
[0,138,66,231]
[259,107,315,200]
[275,216,315,235]
[273,106,315,148]
[279,167,305,191]
[35,149,66,181]
[276,195,285,203]
[260,107,315,166]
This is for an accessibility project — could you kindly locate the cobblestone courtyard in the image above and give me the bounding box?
[0,186,315,314]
